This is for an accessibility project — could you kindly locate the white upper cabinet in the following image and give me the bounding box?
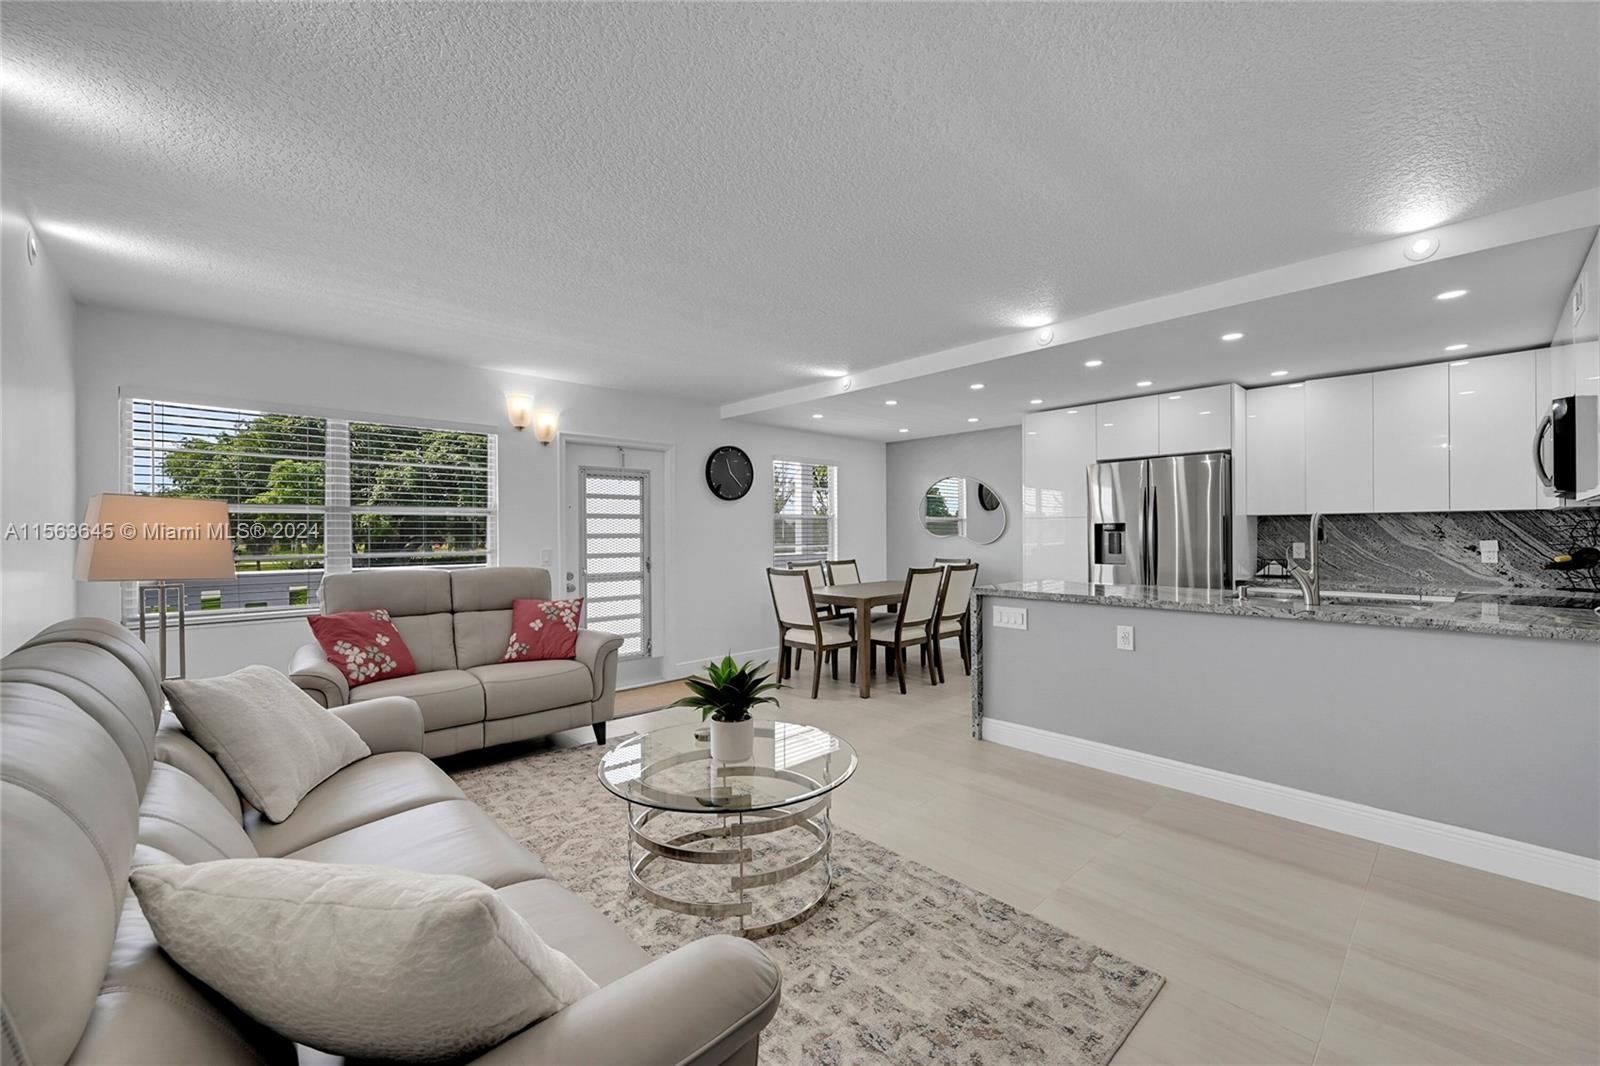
[1373,363,1450,512]
[1158,385,1233,454]
[1246,384,1306,514]
[1304,374,1374,513]
[1022,408,1096,518]
[1449,350,1536,511]
[1095,396,1160,460]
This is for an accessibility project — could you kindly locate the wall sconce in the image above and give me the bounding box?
[505,393,534,431]
[534,411,558,446]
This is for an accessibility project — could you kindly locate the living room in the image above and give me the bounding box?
[3,4,1598,1065]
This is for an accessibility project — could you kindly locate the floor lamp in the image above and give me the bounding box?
[76,494,236,680]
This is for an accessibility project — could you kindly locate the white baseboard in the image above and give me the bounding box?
[673,645,781,677]
[980,718,1600,901]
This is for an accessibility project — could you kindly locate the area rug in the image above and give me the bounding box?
[451,744,1164,1065]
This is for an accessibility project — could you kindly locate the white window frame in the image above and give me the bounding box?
[120,394,498,624]
[771,455,839,567]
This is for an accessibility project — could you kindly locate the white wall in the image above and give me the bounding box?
[885,426,1022,583]
[1,203,77,653]
[73,304,886,677]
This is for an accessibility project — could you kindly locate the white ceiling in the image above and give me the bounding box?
[737,226,1599,440]
[3,3,1597,404]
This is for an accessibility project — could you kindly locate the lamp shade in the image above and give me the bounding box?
[75,495,237,581]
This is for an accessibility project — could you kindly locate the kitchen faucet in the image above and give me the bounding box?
[1287,513,1324,608]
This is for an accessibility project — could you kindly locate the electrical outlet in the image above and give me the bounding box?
[1291,542,1306,560]
[1478,539,1499,565]
[1116,625,1135,651]
[993,606,1027,630]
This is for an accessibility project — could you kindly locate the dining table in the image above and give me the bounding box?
[811,580,905,698]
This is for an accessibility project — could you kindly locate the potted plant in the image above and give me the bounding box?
[672,655,779,763]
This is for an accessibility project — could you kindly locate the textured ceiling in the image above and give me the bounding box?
[3,2,1597,402]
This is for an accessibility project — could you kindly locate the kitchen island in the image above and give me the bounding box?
[973,580,1600,896]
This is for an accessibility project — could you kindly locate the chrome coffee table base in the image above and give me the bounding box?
[625,796,834,939]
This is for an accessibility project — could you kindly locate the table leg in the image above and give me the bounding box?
[856,602,873,698]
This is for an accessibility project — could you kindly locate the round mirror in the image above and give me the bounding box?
[921,476,1007,545]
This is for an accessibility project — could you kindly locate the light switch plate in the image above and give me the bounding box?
[1479,539,1499,564]
[540,548,553,566]
[1291,542,1306,560]
[993,606,1028,630]
[1116,625,1135,651]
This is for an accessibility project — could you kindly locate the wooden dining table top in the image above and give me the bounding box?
[812,580,904,607]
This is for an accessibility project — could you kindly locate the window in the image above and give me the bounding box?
[123,398,496,621]
[772,458,836,566]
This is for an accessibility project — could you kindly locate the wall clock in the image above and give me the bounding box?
[705,445,754,501]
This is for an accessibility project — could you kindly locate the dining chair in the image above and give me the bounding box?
[767,567,856,698]
[786,560,835,669]
[933,557,972,567]
[933,562,979,682]
[869,567,944,694]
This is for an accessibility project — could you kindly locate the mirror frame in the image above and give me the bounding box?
[919,474,1007,545]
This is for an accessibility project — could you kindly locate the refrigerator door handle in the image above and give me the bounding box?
[1143,467,1157,586]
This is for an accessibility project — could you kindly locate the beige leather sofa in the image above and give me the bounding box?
[291,567,624,758]
[0,616,780,1066]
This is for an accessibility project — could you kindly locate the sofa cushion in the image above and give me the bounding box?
[451,567,553,669]
[453,608,516,671]
[467,660,594,721]
[496,879,650,988]
[153,711,243,821]
[162,666,370,823]
[307,608,418,687]
[285,799,548,887]
[245,752,466,857]
[138,761,258,863]
[351,669,485,731]
[503,597,585,663]
[130,860,597,1064]
[390,614,458,673]
[321,568,452,617]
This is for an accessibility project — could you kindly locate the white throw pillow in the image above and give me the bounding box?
[131,860,599,1063]
[162,665,370,822]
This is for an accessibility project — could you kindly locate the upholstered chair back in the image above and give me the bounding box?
[450,567,554,669]
[939,564,980,621]
[320,569,457,672]
[933,557,971,566]
[825,559,861,585]
[898,567,945,626]
[767,568,816,629]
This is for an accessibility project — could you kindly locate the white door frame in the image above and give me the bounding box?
[556,433,675,679]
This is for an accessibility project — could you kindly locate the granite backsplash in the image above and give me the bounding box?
[1255,509,1600,592]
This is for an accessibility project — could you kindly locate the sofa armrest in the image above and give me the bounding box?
[470,935,779,1066]
[574,628,624,704]
[329,696,423,755]
[290,642,348,708]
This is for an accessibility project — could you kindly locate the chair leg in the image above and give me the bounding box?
[830,649,839,681]
[961,626,972,675]
[811,646,823,699]
[896,645,907,695]
[934,637,947,684]
[849,647,858,684]
[926,641,938,685]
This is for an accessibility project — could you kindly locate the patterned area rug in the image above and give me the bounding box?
[451,743,1164,1065]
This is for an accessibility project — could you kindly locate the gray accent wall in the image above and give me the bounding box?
[980,595,1600,857]
[886,426,1022,584]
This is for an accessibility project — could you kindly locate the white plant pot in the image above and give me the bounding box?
[709,716,754,763]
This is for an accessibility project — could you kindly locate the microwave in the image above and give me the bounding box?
[1535,394,1599,500]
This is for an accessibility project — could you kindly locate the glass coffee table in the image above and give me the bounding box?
[597,720,857,939]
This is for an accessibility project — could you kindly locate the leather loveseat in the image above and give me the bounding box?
[0,616,780,1066]
[290,567,624,758]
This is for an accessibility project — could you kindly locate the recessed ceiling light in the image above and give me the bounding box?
[1436,289,1468,301]
[970,383,985,390]
[1458,390,1477,396]
[1036,328,1054,346]
[1198,410,1212,415]
[1084,360,1103,368]
[1220,332,1244,342]
[1450,360,1469,367]
[1066,409,1079,414]
[1288,383,1304,389]
[1167,394,1182,400]
[884,399,898,406]
[898,427,909,433]
[1444,344,1468,352]
[1270,370,1289,377]
[1103,422,1115,428]
[1136,381,1154,388]
[1027,431,1037,436]
[1403,235,1439,261]
[811,413,824,419]
[1028,398,1044,405]
[967,417,980,423]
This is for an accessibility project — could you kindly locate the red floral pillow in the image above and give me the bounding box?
[308,608,418,687]
[503,597,584,662]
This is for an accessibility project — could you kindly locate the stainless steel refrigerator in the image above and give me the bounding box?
[1087,452,1232,590]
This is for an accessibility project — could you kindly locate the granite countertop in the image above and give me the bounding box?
[976,580,1600,643]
